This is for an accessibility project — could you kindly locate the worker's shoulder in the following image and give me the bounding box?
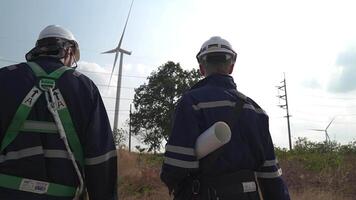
[0,62,27,73]
[62,69,100,93]
[235,91,261,108]
[0,62,31,81]
[237,91,268,117]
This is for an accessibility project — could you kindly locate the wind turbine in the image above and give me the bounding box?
[310,118,335,143]
[102,0,134,131]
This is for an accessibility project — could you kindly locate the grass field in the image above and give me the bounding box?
[118,140,356,200]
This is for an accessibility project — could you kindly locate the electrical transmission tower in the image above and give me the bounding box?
[276,73,292,150]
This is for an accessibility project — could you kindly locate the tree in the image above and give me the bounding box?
[131,61,201,152]
[113,128,127,149]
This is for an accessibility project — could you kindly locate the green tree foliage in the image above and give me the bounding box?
[275,137,356,171]
[113,128,127,149]
[131,61,201,152]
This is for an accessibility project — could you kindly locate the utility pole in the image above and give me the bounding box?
[129,104,132,152]
[277,73,292,150]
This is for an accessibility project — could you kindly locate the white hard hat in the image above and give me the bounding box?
[37,25,80,61]
[196,36,237,64]
[38,25,76,41]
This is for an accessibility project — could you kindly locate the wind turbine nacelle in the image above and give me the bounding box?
[119,48,132,55]
[102,48,132,55]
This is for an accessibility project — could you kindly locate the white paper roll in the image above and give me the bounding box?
[195,121,231,159]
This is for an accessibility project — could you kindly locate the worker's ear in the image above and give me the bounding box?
[63,47,75,66]
[228,64,234,74]
[199,64,206,76]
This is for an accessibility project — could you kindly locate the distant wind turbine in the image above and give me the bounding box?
[102,0,134,131]
[310,118,335,143]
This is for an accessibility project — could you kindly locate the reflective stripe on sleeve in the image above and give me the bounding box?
[43,150,70,159]
[192,100,236,110]
[21,120,58,133]
[256,168,282,178]
[165,145,195,156]
[192,100,267,116]
[262,159,278,167]
[0,147,82,163]
[0,146,43,163]
[85,150,117,165]
[164,157,199,168]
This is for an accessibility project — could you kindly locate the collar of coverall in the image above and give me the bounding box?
[191,73,237,90]
[31,56,69,74]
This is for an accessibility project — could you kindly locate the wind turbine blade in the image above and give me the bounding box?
[309,129,325,132]
[108,52,119,87]
[117,0,134,48]
[326,118,335,130]
[102,48,118,54]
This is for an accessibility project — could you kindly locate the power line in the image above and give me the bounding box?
[0,58,20,64]
[0,58,147,79]
[78,69,146,79]
[96,84,136,89]
[300,94,356,100]
[295,103,356,108]
[102,96,133,100]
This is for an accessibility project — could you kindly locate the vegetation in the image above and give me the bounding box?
[119,138,356,199]
[131,61,201,153]
[276,137,356,171]
[113,128,127,149]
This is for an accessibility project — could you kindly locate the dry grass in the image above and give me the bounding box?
[290,189,354,200]
[118,150,170,200]
[118,150,356,200]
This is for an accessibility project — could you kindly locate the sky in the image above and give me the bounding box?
[1,0,356,149]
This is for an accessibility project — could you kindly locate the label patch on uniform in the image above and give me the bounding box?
[19,178,49,194]
[22,87,42,107]
[242,181,256,193]
[53,89,67,110]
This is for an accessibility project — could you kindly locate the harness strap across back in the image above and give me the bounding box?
[0,62,84,197]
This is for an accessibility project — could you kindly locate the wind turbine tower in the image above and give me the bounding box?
[103,0,134,131]
[310,118,335,143]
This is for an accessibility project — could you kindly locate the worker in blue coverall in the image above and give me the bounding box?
[161,36,290,200]
[0,25,117,200]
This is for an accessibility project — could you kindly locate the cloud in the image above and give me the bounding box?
[328,47,356,93]
[77,61,108,73]
[302,78,321,89]
[76,61,116,95]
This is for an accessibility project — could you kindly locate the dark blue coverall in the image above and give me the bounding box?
[0,57,117,200]
[161,74,290,200]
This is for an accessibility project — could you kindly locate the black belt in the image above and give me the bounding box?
[197,170,259,200]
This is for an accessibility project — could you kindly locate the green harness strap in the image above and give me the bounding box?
[0,174,76,197]
[0,62,84,197]
[26,61,84,166]
[0,86,42,152]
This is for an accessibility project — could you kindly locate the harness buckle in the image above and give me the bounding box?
[192,179,200,195]
[39,78,55,91]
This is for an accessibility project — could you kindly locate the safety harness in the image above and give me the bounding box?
[0,62,84,199]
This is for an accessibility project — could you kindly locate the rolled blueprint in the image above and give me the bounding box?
[195,121,231,159]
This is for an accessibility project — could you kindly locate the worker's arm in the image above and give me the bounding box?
[255,112,290,200]
[160,94,200,196]
[83,86,117,200]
